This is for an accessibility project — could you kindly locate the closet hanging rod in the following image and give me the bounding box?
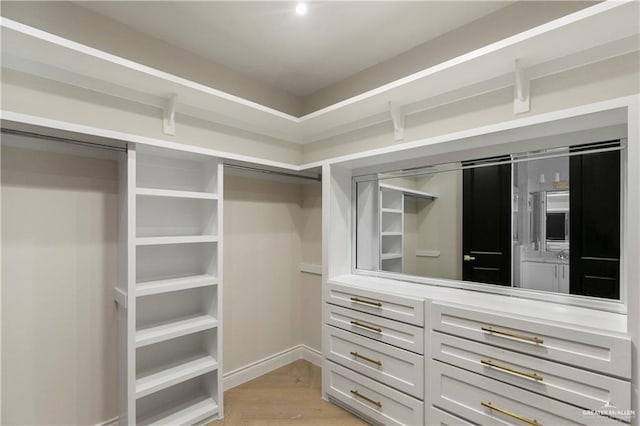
[224,163,321,182]
[1,128,127,152]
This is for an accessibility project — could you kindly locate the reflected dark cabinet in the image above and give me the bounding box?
[570,149,621,299]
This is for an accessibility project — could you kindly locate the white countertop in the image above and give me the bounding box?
[328,274,629,336]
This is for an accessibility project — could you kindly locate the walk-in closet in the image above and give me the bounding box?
[1,1,639,425]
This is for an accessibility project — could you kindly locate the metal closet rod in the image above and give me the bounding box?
[224,163,322,182]
[1,128,127,152]
[1,129,322,182]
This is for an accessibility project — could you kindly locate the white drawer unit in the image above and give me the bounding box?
[431,361,622,426]
[431,332,631,418]
[326,282,424,326]
[431,302,631,379]
[326,361,424,426]
[325,325,424,399]
[429,407,476,426]
[326,304,424,354]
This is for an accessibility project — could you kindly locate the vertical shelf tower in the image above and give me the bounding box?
[117,144,224,425]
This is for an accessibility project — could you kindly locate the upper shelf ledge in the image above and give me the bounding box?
[1,0,638,144]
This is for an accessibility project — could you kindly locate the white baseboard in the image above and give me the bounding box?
[300,344,322,366]
[223,344,321,391]
[93,345,322,426]
[95,416,119,426]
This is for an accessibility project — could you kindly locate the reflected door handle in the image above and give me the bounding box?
[464,255,476,261]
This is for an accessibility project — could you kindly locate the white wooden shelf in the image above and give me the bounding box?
[136,274,217,297]
[138,396,219,426]
[136,315,218,348]
[136,235,218,246]
[381,253,403,260]
[381,232,403,237]
[379,183,437,200]
[1,1,637,143]
[137,187,218,200]
[136,355,218,399]
[381,208,403,214]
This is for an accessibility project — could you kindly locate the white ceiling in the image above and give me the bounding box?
[76,1,511,97]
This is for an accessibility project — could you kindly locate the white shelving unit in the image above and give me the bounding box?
[378,183,437,273]
[117,144,224,425]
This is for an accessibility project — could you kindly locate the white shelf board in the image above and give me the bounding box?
[379,183,437,200]
[1,1,638,143]
[136,235,218,246]
[137,187,218,200]
[136,315,218,348]
[381,253,402,260]
[381,232,403,237]
[136,355,218,399]
[381,208,402,214]
[137,274,217,297]
[138,396,219,426]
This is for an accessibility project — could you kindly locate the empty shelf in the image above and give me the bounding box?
[136,235,218,246]
[379,183,437,200]
[136,355,218,399]
[136,315,218,348]
[137,187,218,200]
[381,253,402,260]
[137,275,218,297]
[138,396,219,426]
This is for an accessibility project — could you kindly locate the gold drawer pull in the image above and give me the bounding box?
[350,320,382,333]
[482,401,541,426]
[481,359,543,381]
[350,389,382,408]
[481,326,544,344]
[350,297,382,307]
[350,351,382,367]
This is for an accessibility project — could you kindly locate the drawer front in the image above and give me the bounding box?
[429,407,476,426]
[326,361,424,426]
[327,304,424,354]
[431,361,622,426]
[431,332,631,417]
[431,302,631,378]
[325,325,424,399]
[326,282,424,326]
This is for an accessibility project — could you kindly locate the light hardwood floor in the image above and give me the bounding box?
[210,360,368,426]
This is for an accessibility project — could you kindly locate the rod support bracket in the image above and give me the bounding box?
[114,288,128,309]
[514,59,530,114]
[389,102,404,141]
[163,94,177,135]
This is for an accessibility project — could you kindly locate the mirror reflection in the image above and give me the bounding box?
[356,142,622,300]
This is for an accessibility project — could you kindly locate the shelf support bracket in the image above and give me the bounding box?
[514,59,530,114]
[389,102,404,141]
[163,94,177,135]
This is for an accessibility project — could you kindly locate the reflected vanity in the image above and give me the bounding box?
[355,140,623,300]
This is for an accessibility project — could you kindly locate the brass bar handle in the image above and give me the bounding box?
[464,254,476,261]
[350,389,382,408]
[350,297,382,308]
[350,320,382,333]
[481,401,541,426]
[481,359,543,381]
[350,351,382,367]
[481,326,544,344]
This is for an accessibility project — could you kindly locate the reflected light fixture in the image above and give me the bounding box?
[296,2,308,16]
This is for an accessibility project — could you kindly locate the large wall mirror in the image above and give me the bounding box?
[355,140,624,301]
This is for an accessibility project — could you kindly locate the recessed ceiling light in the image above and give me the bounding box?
[295,3,308,16]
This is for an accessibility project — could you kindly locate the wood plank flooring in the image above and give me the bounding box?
[210,360,368,425]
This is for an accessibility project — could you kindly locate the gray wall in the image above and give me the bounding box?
[1,136,120,425]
